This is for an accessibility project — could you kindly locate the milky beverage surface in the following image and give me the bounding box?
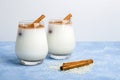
[48,20,75,54]
[16,24,48,61]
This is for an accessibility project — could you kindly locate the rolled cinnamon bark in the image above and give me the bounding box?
[63,13,72,20]
[28,15,45,28]
[60,59,93,70]
[63,59,93,66]
[33,15,45,23]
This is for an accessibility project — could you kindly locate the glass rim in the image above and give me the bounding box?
[18,20,44,29]
[49,19,70,21]
[49,19,72,24]
[18,20,44,24]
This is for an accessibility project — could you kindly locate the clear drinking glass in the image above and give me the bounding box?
[15,21,48,65]
[47,19,75,59]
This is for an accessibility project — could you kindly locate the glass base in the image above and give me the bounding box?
[20,59,43,66]
[50,53,71,59]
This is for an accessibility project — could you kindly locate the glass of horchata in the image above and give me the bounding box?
[15,20,48,65]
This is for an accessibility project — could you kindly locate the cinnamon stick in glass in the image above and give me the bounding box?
[63,13,72,20]
[28,15,45,28]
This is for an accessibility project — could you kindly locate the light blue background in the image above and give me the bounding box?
[0,42,120,80]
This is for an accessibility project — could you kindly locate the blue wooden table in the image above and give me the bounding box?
[0,42,120,80]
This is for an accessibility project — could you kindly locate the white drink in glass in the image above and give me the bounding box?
[15,21,48,65]
[47,19,75,59]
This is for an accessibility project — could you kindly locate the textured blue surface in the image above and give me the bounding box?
[0,42,120,80]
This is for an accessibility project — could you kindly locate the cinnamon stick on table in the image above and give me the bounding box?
[63,59,93,66]
[60,59,93,71]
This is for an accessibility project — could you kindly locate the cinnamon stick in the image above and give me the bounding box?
[63,59,93,66]
[33,15,45,23]
[60,59,93,70]
[28,15,45,28]
[63,13,72,20]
